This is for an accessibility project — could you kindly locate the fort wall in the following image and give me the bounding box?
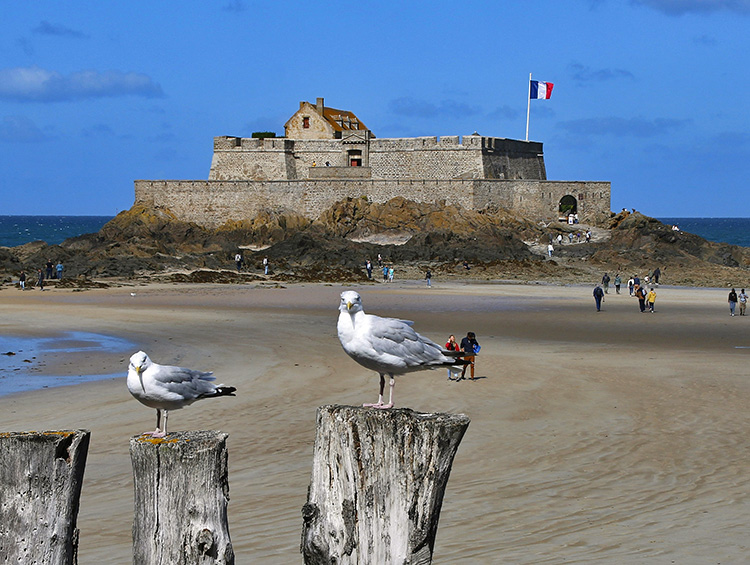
[135,178,611,229]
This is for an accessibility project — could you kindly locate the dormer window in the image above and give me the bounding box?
[303,116,310,129]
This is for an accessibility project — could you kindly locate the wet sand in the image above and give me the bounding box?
[1,281,749,563]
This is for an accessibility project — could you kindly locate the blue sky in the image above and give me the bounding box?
[1,0,749,217]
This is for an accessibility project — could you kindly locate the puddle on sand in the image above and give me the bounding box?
[0,332,133,397]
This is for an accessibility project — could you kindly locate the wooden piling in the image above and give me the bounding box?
[0,430,91,565]
[129,431,234,565]
[301,405,470,565]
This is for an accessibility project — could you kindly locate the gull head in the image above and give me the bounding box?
[129,351,151,375]
[340,291,363,315]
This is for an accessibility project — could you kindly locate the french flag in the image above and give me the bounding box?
[530,80,554,99]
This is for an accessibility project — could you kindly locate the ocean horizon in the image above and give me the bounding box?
[1,214,750,248]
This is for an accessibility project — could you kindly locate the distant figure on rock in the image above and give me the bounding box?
[263,256,269,275]
[547,243,553,257]
[56,261,64,279]
[235,252,243,272]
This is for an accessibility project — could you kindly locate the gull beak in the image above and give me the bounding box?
[347,301,353,311]
[136,366,146,392]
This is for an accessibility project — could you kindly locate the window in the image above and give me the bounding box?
[303,116,310,129]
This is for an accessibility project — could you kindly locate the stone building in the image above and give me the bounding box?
[135,97,611,228]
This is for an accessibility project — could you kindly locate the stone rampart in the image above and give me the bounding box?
[135,178,611,229]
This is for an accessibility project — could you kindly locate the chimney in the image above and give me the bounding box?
[316,97,324,115]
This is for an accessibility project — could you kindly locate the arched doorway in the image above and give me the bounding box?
[559,194,577,216]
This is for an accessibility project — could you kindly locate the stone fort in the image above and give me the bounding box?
[134,97,611,228]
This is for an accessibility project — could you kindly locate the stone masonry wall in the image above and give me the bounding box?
[134,178,611,229]
[207,135,546,183]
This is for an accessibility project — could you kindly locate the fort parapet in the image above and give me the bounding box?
[134,100,611,227]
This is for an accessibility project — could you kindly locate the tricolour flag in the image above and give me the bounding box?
[530,80,554,99]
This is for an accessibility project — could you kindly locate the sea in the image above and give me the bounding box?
[0,215,113,247]
[1,215,750,248]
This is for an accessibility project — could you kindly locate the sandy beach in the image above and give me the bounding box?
[1,280,749,563]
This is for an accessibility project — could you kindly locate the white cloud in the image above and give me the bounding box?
[0,116,47,142]
[0,66,164,102]
[632,0,750,15]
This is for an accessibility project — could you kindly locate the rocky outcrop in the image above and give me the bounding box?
[1,202,749,286]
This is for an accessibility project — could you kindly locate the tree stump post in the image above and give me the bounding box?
[129,431,234,565]
[301,405,470,565]
[0,430,91,565]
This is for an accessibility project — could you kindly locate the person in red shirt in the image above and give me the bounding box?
[445,335,459,380]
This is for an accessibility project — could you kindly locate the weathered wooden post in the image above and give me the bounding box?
[129,431,234,565]
[0,430,90,565]
[301,405,470,565]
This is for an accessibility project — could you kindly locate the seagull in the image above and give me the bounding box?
[337,290,467,409]
[127,351,236,437]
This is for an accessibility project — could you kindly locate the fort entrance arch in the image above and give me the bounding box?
[559,194,577,216]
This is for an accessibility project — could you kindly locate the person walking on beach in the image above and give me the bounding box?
[729,288,738,316]
[635,285,646,312]
[425,269,432,288]
[646,288,657,313]
[37,268,44,291]
[263,256,269,275]
[628,276,634,296]
[602,272,610,294]
[383,265,389,282]
[445,334,459,379]
[235,252,243,273]
[19,270,26,290]
[388,266,394,282]
[56,261,63,280]
[459,332,480,381]
[653,267,661,285]
[614,273,622,294]
[366,260,372,279]
[593,284,604,312]
[739,289,748,316]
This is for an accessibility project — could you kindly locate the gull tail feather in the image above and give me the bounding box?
[215,385,237,397]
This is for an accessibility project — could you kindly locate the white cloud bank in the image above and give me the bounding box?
[0,66,164,102]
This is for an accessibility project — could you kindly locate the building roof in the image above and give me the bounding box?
[321,105,369,133]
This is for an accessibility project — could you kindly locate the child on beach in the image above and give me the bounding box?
[646,288,656,313]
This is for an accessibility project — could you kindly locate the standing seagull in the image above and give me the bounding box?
[337,290,466,409]
[127,351,236,437]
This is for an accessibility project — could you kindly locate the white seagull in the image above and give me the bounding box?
[127,351,236,437]
[337,290,467,409]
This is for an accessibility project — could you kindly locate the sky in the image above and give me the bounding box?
[1,0,749,218]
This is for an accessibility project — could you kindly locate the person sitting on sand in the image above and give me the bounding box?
[445,334,459,379]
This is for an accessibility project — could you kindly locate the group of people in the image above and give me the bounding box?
[234,253,269,275]
[18,259,64,291]
[594,269,661,313]
[444,332,480,381]
[547,229,593,257]
[728,288,748,316]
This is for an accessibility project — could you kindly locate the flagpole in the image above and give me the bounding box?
[525,73,532,142]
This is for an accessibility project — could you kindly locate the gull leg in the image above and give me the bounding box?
[144,409,167,438]
[364,373,387,408]
[377,375,395,409]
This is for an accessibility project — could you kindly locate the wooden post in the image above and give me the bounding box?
[0,430,91,565]
[301,405,470,565]
[129,431,234,565]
